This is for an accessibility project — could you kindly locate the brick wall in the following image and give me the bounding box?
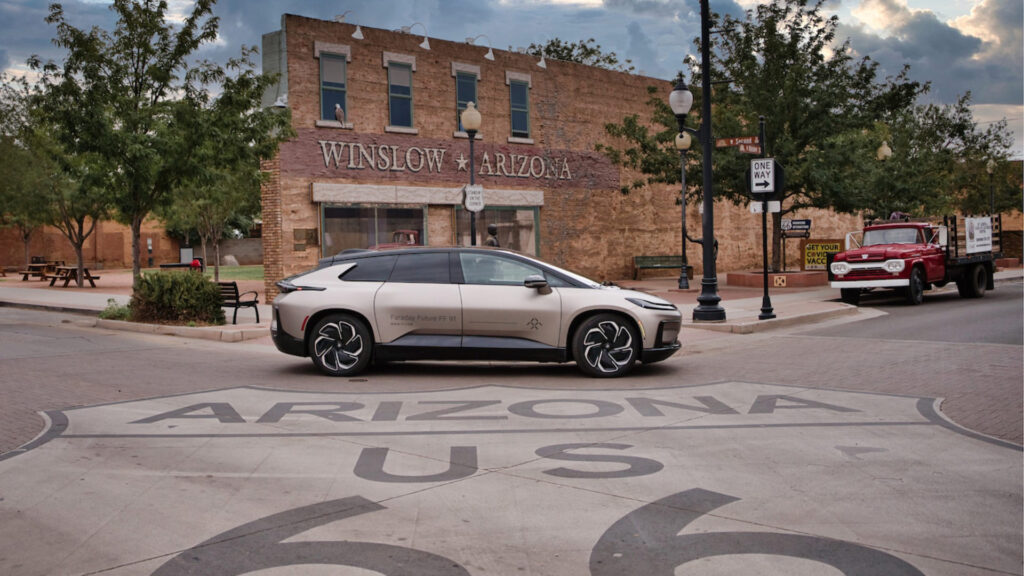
[263,15,863,286]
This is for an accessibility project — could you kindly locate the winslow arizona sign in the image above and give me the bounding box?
[279,130,620,190]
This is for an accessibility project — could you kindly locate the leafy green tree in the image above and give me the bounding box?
[33,0,220,282]
[158,48,293,281]
[0,74,55,267]
[525,38,634,72]
[600,0,929,269]
[706,0,928,268]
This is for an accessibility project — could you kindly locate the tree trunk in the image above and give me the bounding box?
[74,242,85,288]
[771,211,782,272]
[213,240,221,282]
[131,217,143,286]
[21,228,32,269]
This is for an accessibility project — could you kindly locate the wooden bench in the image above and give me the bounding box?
[633,255,685,279]
[218,281,260,325]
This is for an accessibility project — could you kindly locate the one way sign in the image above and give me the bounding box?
[750,158,775,194]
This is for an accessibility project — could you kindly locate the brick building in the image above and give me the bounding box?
[259,14,861,298]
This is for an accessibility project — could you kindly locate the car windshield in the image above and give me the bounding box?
[863,227,920,246]
[516,254,603,288]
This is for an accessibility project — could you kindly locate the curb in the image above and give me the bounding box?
[682,304,860,334]
[85,318,269,342]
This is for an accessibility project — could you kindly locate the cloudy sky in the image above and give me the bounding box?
[1,0,1021,158]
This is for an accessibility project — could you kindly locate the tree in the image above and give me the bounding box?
[525,38,634,73]
[0,74,55,267]
[706,0,928,268]
[600,0,927,269]
[33,0,220,282]
[158,48,293,281]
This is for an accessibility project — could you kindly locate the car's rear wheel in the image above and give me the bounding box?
[309,313,372,376]
[573,313,639,378]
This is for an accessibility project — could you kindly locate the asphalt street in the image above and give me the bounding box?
[0,297,1020,575]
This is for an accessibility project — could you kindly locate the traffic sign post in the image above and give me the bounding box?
[756,116,776,320]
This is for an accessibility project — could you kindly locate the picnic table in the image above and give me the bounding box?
[19,262,50,281]
[49,266,101,288]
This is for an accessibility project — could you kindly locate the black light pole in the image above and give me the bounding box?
[693,0,726,322]
[757,116,775,320]
[670,80,695,290]
[986,159,996,216]
[461,102,482,245]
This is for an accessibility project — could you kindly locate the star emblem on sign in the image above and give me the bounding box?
[455,153,469,172]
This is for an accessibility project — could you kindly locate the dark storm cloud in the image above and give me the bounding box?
[839,0,1022,106]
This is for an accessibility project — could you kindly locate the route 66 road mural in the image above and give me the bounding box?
[0,382,1019,575]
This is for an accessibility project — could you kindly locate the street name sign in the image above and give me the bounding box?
[751,158,775,194]
[716,136,759,148]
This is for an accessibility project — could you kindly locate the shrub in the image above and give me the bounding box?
[98,298,132,321]
[130,271,226,325]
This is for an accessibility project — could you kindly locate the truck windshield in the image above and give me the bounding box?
[863,228,920,246]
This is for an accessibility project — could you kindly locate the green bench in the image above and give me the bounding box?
[633,255,685,279]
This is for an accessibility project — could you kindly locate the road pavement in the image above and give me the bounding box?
[0,268,1020,575]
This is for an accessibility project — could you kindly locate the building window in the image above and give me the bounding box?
[456,207,539,255]
[456,72,477,130]
[505,71,532,143]
[322,205,426,256]
[388,63,414,129]
[320,53,347,123]
[509,81,529,139]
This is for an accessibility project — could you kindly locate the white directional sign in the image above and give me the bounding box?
[750,158,775,194]
[464,184,485,213]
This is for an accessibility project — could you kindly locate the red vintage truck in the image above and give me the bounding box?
[829,215,1003,305]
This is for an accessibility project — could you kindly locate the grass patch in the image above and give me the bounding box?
[204,265,264,281]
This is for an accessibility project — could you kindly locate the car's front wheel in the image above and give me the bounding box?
[309,313,372,376]
[573,313,640,378]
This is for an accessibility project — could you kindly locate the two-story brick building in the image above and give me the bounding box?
[258,14,859,298]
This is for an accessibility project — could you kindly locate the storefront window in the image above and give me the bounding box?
[455,207,539,255]
[321,205,425,257]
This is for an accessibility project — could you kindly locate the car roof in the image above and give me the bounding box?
[319,246,521,266]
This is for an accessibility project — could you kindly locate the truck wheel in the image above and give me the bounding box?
[309,313,373,376]
[964,264,987,298]
[905,267,924,305]
[840,288,860,306]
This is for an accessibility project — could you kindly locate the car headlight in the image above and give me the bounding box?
[626,297,677,311]
[830,261,851,275]
[884,260,905,273]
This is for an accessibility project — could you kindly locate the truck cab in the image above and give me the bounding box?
[830,217,999,306]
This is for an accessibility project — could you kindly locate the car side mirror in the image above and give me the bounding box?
[524,275,552,294]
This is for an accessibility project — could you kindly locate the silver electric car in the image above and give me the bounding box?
[271,247,681,377]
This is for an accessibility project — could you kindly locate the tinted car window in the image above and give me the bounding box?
[460,253,544,286]
[340,255,397,282]
[389,253,451,284]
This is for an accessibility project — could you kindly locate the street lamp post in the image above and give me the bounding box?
[669,80,694,290]
[692,0,725,322]
[461,102,482,245]
[986,159,996,216]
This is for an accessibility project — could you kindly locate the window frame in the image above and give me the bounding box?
[383,52,418,134]
[314,42,353,129]
[505,71,533,144]
[388,62,414,128]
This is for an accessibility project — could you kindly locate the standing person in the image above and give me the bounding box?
[485,223,500,247]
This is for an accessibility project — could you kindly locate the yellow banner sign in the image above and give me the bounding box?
[803,241,842,270]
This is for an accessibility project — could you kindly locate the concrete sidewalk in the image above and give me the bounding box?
[1,267,1020,341]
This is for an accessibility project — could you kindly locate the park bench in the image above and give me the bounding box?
[218,281,260,325]
[633,255,684,280]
